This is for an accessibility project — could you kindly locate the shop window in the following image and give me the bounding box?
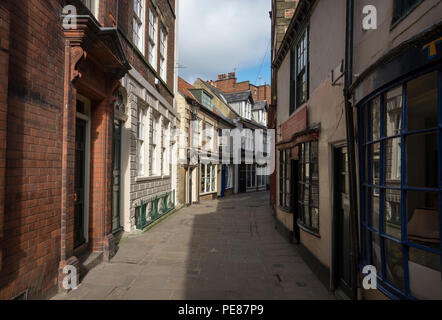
[201,163,216,194]
[407,72,438,131]
[360,70,442,299]
[298,141,319,233]
[279,149,291,210]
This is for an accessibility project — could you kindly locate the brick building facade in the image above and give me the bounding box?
[117,0,179,233]
[208,72,271,106]
[0,0,138,300]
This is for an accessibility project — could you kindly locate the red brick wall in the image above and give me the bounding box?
[0,0,65,299]
[214,77,272,105]
[89,97,114,252]
[118,0,176,106]
[281,107,307,141]
[0,0,10,273]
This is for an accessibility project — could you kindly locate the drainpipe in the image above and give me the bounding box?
[344,0,359,301]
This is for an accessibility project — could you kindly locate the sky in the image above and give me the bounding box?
[177,0,271,86]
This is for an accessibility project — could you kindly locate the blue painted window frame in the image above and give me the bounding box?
[358,66,442,300]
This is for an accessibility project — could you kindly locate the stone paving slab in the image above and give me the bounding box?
[53,191,335,300]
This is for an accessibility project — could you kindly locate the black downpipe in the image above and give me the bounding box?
[344,0,359,300]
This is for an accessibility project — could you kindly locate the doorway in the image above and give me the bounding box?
[74,96,91,248]
[333,145,352,297]
[112,120,122,232]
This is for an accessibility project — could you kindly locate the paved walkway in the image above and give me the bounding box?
[53,192,335,300]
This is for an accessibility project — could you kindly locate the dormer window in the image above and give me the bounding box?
[201,92,212,109]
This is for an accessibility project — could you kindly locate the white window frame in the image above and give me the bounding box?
[226,165,234,189]
[205,123,214,151]
[200,163,217,195]
[137,107,148,176]
[85,0,99,18]
[151,113,161,176]
[162,121,170,176]
[159,27,168,81]
[246,164,256,189]
[132,0,145,54]
[148,7,158,70]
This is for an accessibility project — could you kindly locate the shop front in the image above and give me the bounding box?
[354,26,442,300]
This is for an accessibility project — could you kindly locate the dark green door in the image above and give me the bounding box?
[74,118,87,248]
[112,121,122,232]
[334,146,352,297]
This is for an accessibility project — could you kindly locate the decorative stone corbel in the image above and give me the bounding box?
[70,46,86,82]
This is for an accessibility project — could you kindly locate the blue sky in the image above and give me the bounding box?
[177,0,271,86]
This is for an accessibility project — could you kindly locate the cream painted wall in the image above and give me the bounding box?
[353,0,442,76]
[274,0,347,270]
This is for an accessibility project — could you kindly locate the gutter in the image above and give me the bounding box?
[344,0,360,301]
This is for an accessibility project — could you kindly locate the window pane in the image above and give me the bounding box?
[311,183,319,208]
[371,188,380,230]
[370,97,381,141]
[406,132,438,188]
[370,143,380,185]
[311,207,319,231]
[372,233,382,277]
[303,205,309,225]
[201,164,205,193]
[384,189,402,239]
[384,239,405,291]
[407,71,438,131]
[384,138,401,184]
[408,247,442,300]
[406,190,439,248]
[385,86,403,137]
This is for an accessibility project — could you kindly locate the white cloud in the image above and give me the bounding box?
[177,0,271,83]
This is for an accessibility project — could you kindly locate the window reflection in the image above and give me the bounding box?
[406,132,438,189]
[371,188,380,230]
[385,86,402,137]
[407,72,438,131]
[384,138,401,183]
[407,191,439,248]
[384,189,401,239]
[385,239,405,291]
[409,247,442,300]
[371,97,381,141]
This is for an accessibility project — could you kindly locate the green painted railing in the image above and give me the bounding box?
[135,190,176,230]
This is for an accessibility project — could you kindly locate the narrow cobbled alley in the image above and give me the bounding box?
[53,192,335,300]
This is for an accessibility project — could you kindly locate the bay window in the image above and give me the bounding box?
[360,70,442,299]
